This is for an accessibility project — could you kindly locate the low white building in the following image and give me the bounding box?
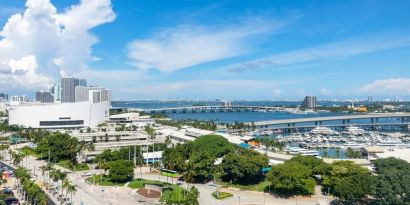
[8,101,110,129]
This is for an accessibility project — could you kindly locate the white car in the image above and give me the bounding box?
[81,172,92,177]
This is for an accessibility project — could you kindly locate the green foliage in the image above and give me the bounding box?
[149,113,168,119]
[322,161,375,202]
[36,132,80,163]
[220,148,268,184]
[14,167,48,205]
[128,179,166,189]
[267,161,315,195]
[161,186,199,205]
[188,135,235,158]
[373,157,410,204]
[20,146,44,158]
[346,147,362,159]
[187,151,215,182]
[108,160,134,183]
[162,135,236,183]
[212,191,233,199]
[288,155,331,175]
[93,147,142,169]
[86,175,125,186]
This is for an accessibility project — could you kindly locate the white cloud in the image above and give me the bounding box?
[0,0,115,89]
[227,33,410,72]
[127,19,284,73]
[272,89,282,96]
[358,78,410,95]
[320,88,332,96]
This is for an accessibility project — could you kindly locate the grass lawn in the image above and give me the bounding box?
[20,146,44,158]
[212,191,233,200]
[160,184,186,203]
[128,179,168,189]
[86,175,125,186]
[57,160,90,171]
[221,180,271,192]
[161,172,179,178]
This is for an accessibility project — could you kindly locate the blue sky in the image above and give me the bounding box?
[0,0,409,100]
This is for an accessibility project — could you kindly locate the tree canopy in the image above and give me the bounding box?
[268,161,315,195]
[36,132,80,163]
[373,157,410,205]
[221,148,268,184]
[322,161,375,203]
[108,160,134,183]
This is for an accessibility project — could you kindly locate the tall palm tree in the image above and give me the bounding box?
[66,184,77,204]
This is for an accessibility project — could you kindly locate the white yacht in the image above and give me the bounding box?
[376,139,409,148]
[287,147,319,156]
[340,142,366,149]
[344,126,366,135]
[311,126,336,135]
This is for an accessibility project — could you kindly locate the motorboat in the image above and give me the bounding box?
[344,126,366,135]
[311,126,336,135]
[340,142,366,149]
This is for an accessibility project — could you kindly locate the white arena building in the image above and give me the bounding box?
[8,101,110,129]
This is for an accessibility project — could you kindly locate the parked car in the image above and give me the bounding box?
[4,197,20,205]
[81,172,92,177]
[2,187,13,195]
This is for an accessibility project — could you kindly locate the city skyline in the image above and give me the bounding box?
[0,0,410,100]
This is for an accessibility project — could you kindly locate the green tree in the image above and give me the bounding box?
[267,161,315,195]
[288,155,331,175]
[108,160,134,183]
[373,157,410,204]
[322,161,375,203]
[221,148,268,184]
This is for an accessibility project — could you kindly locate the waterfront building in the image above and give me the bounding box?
[0,93,8,101]
[61,77,80,102]
[8,100,110,129]
[302,95,317,109]
[76,86,111,103]
[35,90,54,103]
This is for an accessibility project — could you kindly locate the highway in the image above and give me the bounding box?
[249,113,410,126]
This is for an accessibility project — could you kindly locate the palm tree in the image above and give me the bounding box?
[335,147,340,158]
[39,163,53,185]
[51,169,67,196]
[66,183,77,204]
[145,125,156,140]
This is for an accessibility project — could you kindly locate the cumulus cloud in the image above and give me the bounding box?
[0,0,115,89]
[127,19,284,73]
[358,78,410,95]
[227,34,410,72]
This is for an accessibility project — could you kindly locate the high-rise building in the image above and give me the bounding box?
[10,95,29,102]
[36,91,54,103]
[51,82,62,102]
[302,96,317,109]
[79,79,87,87]
[100,89,111,102]
[0,93,8,101]
[75,86,89,102]
[61,78,79,102]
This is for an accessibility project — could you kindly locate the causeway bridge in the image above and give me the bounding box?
[248,113,410,131]
[143,105,297,114]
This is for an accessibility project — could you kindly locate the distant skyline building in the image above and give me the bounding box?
[51,82,62,102]
[75,86,111,103]
[79,79,87,87]
[36,90,54,103]
[0,93,8,101]
[61,78,80,102]
[302,96,317,109]
[10,95,29,103]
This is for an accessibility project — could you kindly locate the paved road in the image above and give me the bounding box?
[6,143,331,205]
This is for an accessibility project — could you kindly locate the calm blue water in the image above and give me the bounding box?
[112,101,403,124]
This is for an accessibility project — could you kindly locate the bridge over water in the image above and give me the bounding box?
[247,113,410,131]
[142,105,297,113]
